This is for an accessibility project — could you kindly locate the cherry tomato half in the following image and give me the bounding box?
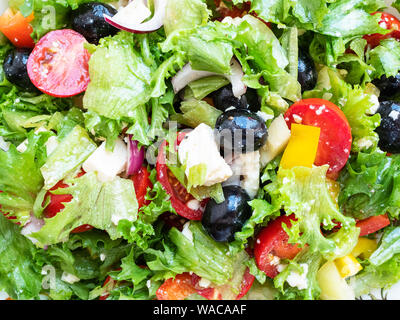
[356,214,391,236]
[364,12,400,49]
[156,133,208,221]
[129,166,153,210]
[284,98,352,177]
[43,171,93,234]
[27,29,91,97]
[254,214,302,278]
[156,273,197,300]
[0,8,35,48]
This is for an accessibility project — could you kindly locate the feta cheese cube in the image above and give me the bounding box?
[82,138,128,183]
[178,123,232,186]
[260,115,291,167]
[224,151,260,198]
[61,272,80,284]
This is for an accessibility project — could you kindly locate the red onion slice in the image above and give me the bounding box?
[126,135,145,175]
[104,0,167,34]
[171,58,247,98]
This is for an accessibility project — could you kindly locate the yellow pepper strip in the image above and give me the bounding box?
[334,255,363,278]
[280,123,320,169]
[351,238,378,259]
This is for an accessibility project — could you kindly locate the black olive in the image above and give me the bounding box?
[375,100,400,153]
[210,84,261,112]
[298,49,317,93]
[372,73,400,100]
[202,185,251,242]
[3,48,37,92]
[71,2,118,44]
[215,108,268,153]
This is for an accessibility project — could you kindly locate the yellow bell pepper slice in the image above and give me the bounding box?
[334,254,363,278]
[351,238,378,259]
[280,123,320,169]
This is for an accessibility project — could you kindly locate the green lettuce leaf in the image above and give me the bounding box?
[40,125,97,190]
[0,215,43,299]
[368,38,400,79]
[339,150,400,220]
[163,0,210,35]
[271,165,358,259]
[274,248,323,300]
[172,98,222,128]
[32,172,138,246]
[0,130,48,226]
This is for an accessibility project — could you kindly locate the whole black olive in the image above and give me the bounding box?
[210,84,261,112]
[215,109,268,153]
[71,2,118,44]
[375,100,400,153]
[3,48,37,92]
[298,49,317,93]
[372,73,400,100]
[202,185,251,242]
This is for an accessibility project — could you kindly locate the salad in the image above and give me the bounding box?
[1,0,400,301]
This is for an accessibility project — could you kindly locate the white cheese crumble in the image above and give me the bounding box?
[82,138,128,183]
[178,123,232,186]
[286,263,309,290]
[0,291,9,300]
[181,221,194,244]
[0,136,10,151]
[100,253,106,262]
[389,109,400,121]
[260,115,291,167]
[223,151,260,198]
[198,278,212,288]
[61,272,80,284]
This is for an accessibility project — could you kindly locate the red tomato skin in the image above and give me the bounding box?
[129,166,153,210]
[27,29,91,98]
[0,9,35,48]
[357,214,391,236]
[254,214,302,278]
[284,98,352,176]
[156,273,197,300]
[364,12,400,49]
[156,133,207,221]
[43,171,93,233]
[236,268,255,300]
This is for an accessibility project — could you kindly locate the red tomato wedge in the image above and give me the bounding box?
[129,166,153,210]
[156,273,197,300]
[254,214,302,278]
[156,269,255,301]
[27,29,91,97]
[357,214,391,236]
[0,9,35,48]
[364,12,400,49]
[284,98,352,177]
[156,132,208,220]
[43,171,93,233]
[236,268,255,300]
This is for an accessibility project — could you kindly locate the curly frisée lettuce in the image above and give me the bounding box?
[269,166,359,260]
[339,150,400,220]
[32,172,138,247]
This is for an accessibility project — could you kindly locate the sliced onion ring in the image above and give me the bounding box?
[104,0,167,34]
[171,58,247,98]
[126,135,145,175]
